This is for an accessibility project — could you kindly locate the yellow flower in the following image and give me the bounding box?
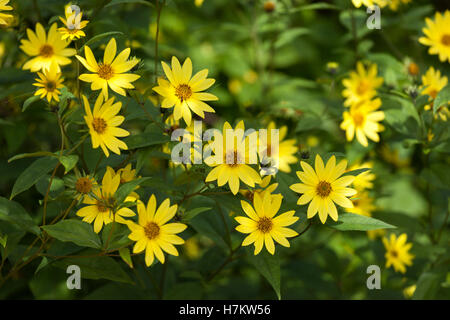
[58,5,89,41]
[240,175,278,201]
[76,170,136,233]
[83,94,129,157]
[403,284,416,299]
[153,56,218,126]
[0,0,13,25]
[351,0,383,8]
[20,23,76,72]
[419,11,450,63]
[421,67,448,100]
[126,195,187,266]
[340,98,385,147]
[74,175,97,201]
[383,233,414,274]
[33,62,64,102]
[194,0,204,7]
[258,121,298,175]
[106,164,140,201]
[290,155,357,224]
[346,191,376,216]
[342,62,383,107]
[367,228,385,240]
[235,192,299,255]
[205,121,262,195]
[387,0,411,11]
[348,162,375,191]
[76,38,140,99]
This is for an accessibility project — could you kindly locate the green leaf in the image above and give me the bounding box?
[114,177,150,205]
[328,213,396,231]
[22,95,40,112]
[79,32,124,51]
[58,87,76,116]
[119,247,133,268]
[101,223,132,251]
[10,156,59,199]
[35,175,65,198]
[182,207,211,221]
[8,152,56,163]
[0,197,41,236]
[248,249,281,300]
[59,155,79,174]
[0,234,7,248]
[53,255,133,284]
[413,272,444,299]
[275,28,309,48]
[343,167,371,177]
[434,85,450,114]
[123,132,170,149]
[105,0,154,8]
[42,220,102,249]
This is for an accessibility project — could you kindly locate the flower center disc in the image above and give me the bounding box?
[441,34,450,46]
[353,112,365,127]
[45,81,56,92]
[356,80,369,95]
[98,63,114,80]
[92,117,107,134]
[225,150,241,166]
[391,249,398,258]
[144,222,160,240]
[40,45,54,58]
[175,84,192,102]
[75,177,92,194]
[316,181,332,198]
[96,200,109,212]
[257,217,273,233]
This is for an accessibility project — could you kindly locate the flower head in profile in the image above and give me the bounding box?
[106,164,140,201]
[383,233,414,274]
[205,121,261,195]
[290,155,357,224]
[340,98,385,147]
[240,175,278,202]
[342,62,383,107]
[346,191,376,217]
[126,195,187,266]
[83,94,129,157]
[419,11,450,63]
[153,56,218,126]
[235,192,298,255]
[33,62,64,102]
[76,170,136,233]
[258,121,298,175]
[20,23,76,72]
[58,5,89,41]
[76,38,140,99]
[0,0,13,25]
[421,67,448,100]
[348,162,375,191]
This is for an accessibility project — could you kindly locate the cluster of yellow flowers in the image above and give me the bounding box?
[340,62,385,147]
[13,2,427,272]
[352,0,412,11]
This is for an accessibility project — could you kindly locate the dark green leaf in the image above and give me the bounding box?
[42,220,102,249]
[248,249,281,300]
[0,197,41,236]
[328,213,396,231]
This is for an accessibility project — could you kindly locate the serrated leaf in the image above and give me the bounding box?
[42,220,102,249]
[329,213,396,231]
[248,249,281,300]
[10,156,59,199]
[0,197,41,236]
